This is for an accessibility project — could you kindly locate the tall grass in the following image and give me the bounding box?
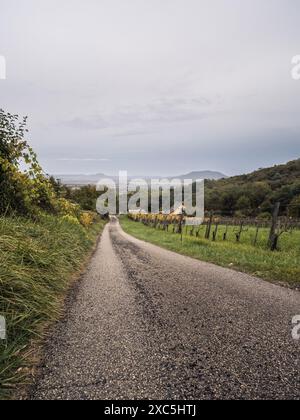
[0,214,105,398]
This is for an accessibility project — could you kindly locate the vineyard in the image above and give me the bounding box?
[128,209,300,253]
[121,214,300,287]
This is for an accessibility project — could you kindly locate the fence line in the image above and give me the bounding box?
[128,203,300,251]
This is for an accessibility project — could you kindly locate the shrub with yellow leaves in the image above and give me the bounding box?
[79,212,95,228]
[56,198,81,218]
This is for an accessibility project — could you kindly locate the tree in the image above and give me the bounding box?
[236,195,252,215]
[0,109,54,215]
[220,188,238,215]
[67,185,99,211]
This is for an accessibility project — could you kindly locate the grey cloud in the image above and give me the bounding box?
[112,130,152,138]
[59,96,213,133]
[57,158,110,162]
[58,116,109,131]
[1,0,300,176]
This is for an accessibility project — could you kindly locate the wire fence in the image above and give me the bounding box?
[128,204,300,252]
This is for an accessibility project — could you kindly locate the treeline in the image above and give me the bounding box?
[49,180,99,212]
[51,158,300,219]
[204,159,300,218]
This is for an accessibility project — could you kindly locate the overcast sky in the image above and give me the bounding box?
[0,0,300,176]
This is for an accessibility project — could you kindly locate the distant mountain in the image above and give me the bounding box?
[55,170,227,185]
[176,171,227,181]
[55,173,107,186]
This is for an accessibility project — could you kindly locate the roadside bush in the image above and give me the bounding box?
[79,212,95,228]
[66,185,99,211]
[55,198,81,218]
[0,109,55,216]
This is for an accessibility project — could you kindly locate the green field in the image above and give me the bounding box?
[120,216,300,288]
[0,215,106,399]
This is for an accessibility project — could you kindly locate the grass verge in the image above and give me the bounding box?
[120,216,300,288]
[0,214,106,399]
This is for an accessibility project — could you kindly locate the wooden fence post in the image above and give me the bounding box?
[205,212,213,239]
[268,202,280,251]
[235,221,248,242]
[212,222,219,241]
[253,224,260,246]
[223,223,229,241]
[236,221,243,242]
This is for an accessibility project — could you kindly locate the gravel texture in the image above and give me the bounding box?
[30,218,300,400]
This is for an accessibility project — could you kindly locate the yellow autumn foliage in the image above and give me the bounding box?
[79,212,95,227]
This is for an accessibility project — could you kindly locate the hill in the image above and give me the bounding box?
[55,173,107,186]
[205,159,300,217]
[56,170,227,186]
[177,170,227,181]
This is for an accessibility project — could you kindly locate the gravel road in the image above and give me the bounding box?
[30,218,300,400]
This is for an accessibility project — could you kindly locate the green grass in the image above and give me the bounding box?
[0,214,106,399]
[120,216,300,288]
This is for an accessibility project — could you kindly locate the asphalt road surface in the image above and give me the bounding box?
[30,218,300,400]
